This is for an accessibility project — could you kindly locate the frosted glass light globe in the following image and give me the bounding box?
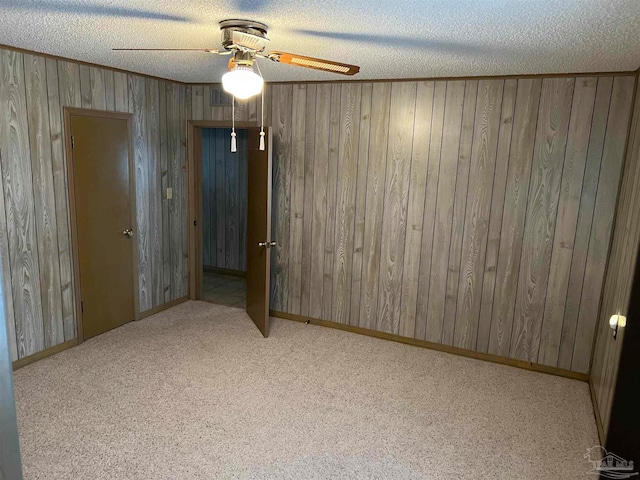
[222,66,264,100]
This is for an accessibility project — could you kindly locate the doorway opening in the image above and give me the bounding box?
[187,121,273,337]
[200,127,248,309]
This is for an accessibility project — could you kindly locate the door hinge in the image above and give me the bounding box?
[71,136,75,149]
[81,301,83,313]
[193,220,197,226]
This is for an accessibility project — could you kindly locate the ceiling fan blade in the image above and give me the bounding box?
[113,48,223,54]
[266,51,360,76]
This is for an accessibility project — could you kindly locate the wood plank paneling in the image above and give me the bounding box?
[201,128,248,272]
[487,79,542,356]
[454,79,504,350]
[358,82,391,330]
[510,77,575,362]
[261,74,634,374]
[376,81,417,334]
[24,54,64,348]
[288,85,307,314]
[591,75,640,437]
[308,84,331,319]
[0,47,188,361]
[129,74,151,311]
[202,129,212,266]
[271,85,292,312]
[348,83,372,327]
[331,84,361,324]
[425,80,465,343]
[0,50,45,357]
[537,77,597,366]
[442,80,478,346]
[398,81,434,338]
[571,76,635,373]
[414,81,446,341]
[321,85,341,321]
[557,77,613,370]
[300,84,317,318]
[146,78,163,307]
[476,79,517,353]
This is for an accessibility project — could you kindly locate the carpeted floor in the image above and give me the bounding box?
[14,301,598,479]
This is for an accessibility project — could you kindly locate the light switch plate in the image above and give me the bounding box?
[167,187,173,200]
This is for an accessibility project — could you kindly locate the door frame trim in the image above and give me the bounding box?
[186,120,260,301]
[63,107,140,343]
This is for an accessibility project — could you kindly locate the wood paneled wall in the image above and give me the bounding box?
[224,76,634,374]
[591,75,640,437]
[201,128,248,271]
[0,47,188,361]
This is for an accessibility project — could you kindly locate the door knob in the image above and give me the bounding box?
[258,241,276,248]
[123,228,134,238]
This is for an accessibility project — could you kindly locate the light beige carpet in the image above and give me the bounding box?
[14,301,598,479]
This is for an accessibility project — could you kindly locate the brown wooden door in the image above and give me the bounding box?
[68,112,136,340]
[246,127,272,337]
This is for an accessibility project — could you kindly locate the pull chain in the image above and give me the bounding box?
[256,61,266,151]
[230,95,237,153]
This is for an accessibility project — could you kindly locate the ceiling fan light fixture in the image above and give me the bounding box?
[222,65,263,100]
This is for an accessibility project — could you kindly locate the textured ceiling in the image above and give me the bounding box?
[0,0,638,83]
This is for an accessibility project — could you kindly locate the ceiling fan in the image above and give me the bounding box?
[114,19,361,100]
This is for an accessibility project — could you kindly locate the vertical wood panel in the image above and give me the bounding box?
[510,77,575,362]
[454,79,504,350]
[104,70,115,111]
[158,80,171,302]
[57,61,81,108]
[271,85,293,311]
[557,77,613,369]
[571,76,635,373]
[376,81,417,334]
[476,79,517,352]
[166,82,182,299]
[24,54,64,348]
[0,115,17,360]
[113,71,128,112]
[398,81,434,337]
[348,83,372,326]
[358,82,391,329]
[537,77,597,366]
[191,85,204,121]
[128,75,151,311]
[591,76,640,433]
[89,66,106,110]
[201,129,211,267]
[146,78,163,307]
[321,85,341,320]
[487,79,542,356]
[331,83,361,324]
[225,127,239,269]
[179,84,188,294]
[442,80,478,345]
[425,81,465,342]
[214,127,226,268]
[299,84,316,317]
[79,65,91,108]
[289,85,306,314]
[308,84,331,318]
[0,50,45,357]
[414,81,446,340]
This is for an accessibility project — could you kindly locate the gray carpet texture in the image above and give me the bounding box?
[14,301,598,479]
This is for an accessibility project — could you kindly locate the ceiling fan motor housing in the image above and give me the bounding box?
[220,19,270,53]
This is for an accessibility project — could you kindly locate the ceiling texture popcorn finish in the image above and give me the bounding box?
[0,0,638,83]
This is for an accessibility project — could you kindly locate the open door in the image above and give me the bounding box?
[246,127,272,337]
